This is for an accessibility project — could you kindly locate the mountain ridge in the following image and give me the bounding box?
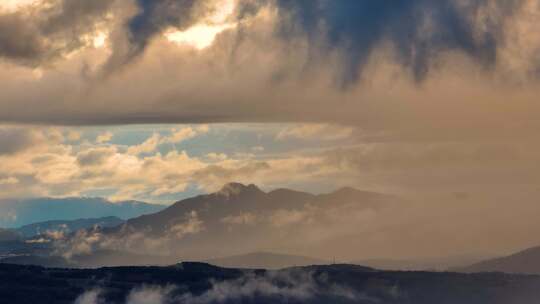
[0,197,165,228]
[205,251,329,269]
[456,246,540,274]
[16,216,125,238]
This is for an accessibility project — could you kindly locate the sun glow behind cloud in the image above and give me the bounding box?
[166,0,237,50]
[0,0,39,12]
[166,23,235,50]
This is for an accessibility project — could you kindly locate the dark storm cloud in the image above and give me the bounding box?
[0,0,113,65]
[0,0,529,78]
[267,0,522,85]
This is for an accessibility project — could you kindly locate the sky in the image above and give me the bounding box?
[0,0,540,256]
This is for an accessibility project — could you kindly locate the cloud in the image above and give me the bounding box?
[0,0,537,132]
[66,130,82,141]
[144,269,366,304]
[168,211,205,238]
[0,0,115,65]
[126,285,174,304]
[221,212,258,225]
[74,269,369,304]
[74,289,102,304]
[0,127,43,155]
[95,131,113,143]
[276,124,354,141]
[127,127,208,155]
[269,208,312,227]
[127,133,162,155]
[77,146,116,167]
[268,0,521,85]
[0,177,18,185]
[102,0,217,73]
[52,211,205,258]
[163,125,209,144]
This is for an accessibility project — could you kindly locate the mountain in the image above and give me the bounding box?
[0,249,177,268]
[205,251,329,269]
[100,183,398,260]
[122,183,392,233]
[457,246,540,274]
[0,197,164,228]
[0,263,539,304]
[354,255,486,271]
[15,216,125,238]
[0,229,20,242]
[0,183,400,268]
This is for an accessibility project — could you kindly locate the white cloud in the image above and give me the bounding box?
[66,130,82,142]
[96,131,113,144]
[74,289,102,304]
[168,211,205,239]
[276,124,354,141]
[126,286,175,304]
[127,127,209,156]
[269,209,311,227]
[127,133,161,155]
[0,177,18,185]
[163,126,209,144]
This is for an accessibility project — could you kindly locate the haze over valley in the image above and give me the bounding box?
[1,0,540,302]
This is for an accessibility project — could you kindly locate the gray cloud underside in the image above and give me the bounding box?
[0,0,539,135]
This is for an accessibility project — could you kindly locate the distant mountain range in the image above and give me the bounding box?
[16,216,125,238]
[0,197,164,228]
[205,252,329,269]
[456,246,540,275]
[353,255,487,272]
[0,183,400,268]
[1,262,540,304]
[2,184,540,277]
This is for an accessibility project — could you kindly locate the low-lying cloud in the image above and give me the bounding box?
[74,269,375,304]
[51,211,204,259]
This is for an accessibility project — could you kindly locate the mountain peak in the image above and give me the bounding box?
[217,183,264,198]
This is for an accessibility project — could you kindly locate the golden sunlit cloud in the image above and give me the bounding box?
[166,23,235,50]
[92,32,108,48]
[166,0,237,50]
[0,0,39,12]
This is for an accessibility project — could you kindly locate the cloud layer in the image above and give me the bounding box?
[0,0,538,134]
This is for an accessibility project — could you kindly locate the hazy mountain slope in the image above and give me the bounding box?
[0,183,401,267]
[354,255,486,271]
[0,198,164,228]
[122,183,391,234]
[16,216,125,238]
[457,246,540,274]
[205,252,328,269]
[102,183,398,259]
[0,263,539,304]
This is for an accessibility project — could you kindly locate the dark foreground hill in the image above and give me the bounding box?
[0,262,539,304]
